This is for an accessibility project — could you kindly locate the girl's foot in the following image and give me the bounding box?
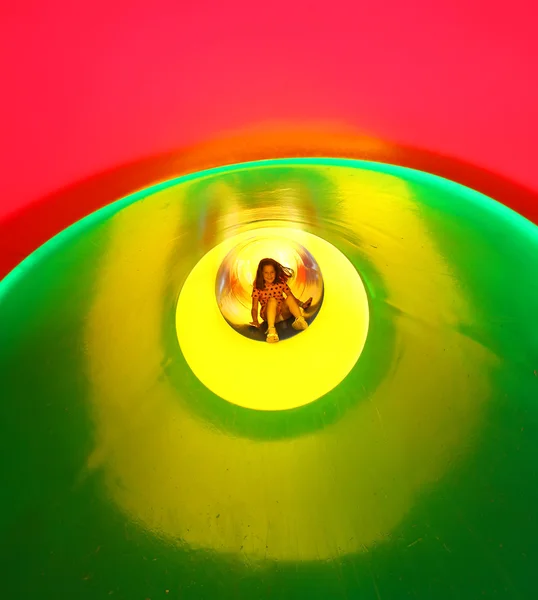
[292,316,308,331]
[266,326,279,343]
[300,297,313,310]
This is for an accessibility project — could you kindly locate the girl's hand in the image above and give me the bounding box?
[249,321,261,328]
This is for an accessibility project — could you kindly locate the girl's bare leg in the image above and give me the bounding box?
[265,298,280,342]
[284,295,303,319]
[266,297,278,329]
[285,295,309,331]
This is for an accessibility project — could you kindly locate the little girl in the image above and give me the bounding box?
[249,258,313,343]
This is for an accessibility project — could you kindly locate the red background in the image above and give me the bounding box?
[1,0,537,220]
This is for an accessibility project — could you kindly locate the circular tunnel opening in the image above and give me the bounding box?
[175,225,370,411]
[215,234,324,342]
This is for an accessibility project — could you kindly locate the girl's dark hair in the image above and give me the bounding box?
[254,258,294,290]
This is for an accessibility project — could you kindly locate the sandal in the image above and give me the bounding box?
[292,316,308,331]
[266,326,279,343]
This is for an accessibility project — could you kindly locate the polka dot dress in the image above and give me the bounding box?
[252,282,292,320]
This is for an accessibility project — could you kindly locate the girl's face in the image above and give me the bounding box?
[262,265,276,285]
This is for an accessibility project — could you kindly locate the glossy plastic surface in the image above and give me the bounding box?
[1,158,537,598]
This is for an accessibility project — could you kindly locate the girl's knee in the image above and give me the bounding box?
[267,297,277,306]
